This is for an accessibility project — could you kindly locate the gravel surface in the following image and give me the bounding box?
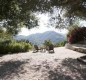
[0,47,86,80]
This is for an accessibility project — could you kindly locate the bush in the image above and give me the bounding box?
[43,40,53,46]
[54,40,67,47]
[67,27,86,44]
[0,40,32,54]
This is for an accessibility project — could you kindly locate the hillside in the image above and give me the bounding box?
[14,31,65,45]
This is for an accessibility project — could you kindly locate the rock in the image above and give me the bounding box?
[65,43,86,53]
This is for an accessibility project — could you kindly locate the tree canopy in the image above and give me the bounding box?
[0,0,86,35]
[0,0,39,35]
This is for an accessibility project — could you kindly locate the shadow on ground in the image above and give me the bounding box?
[0,58,86,80]
[48,58,86,80]
[0,59,30,79]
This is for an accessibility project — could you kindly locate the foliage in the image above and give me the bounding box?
[67,25,79,37]
[0,0,38,35]
[67,26,86,44]
[0,0,86,33]
[0,32,12,40]
[0,27,13,41]
[17,39,33,46]
[43,40,53,46]
[0,39,32,54]
[54,40,67,47]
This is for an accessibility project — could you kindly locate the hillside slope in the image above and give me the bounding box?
[15,31,65,45]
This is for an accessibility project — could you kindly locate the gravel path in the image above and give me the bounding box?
[0,47,86,80]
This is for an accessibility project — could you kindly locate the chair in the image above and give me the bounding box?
[48,44,54,53]
[33,45,39,53]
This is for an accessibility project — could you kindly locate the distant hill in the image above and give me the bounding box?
[14,31,65,45]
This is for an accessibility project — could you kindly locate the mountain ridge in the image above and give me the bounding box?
[14,31,65,45]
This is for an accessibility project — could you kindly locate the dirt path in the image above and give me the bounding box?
[0,47,86,80]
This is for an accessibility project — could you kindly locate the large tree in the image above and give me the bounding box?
[0,0,86,35]
[47,0,86,28]
[0,0,39,35]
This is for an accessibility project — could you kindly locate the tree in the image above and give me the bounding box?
[43,40,53,46]
[0,27,12,41]
[0,0,38,35]
[47,0,86,28]
[0,0,86,35]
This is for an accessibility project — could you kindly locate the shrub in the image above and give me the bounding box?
[0,39,32,54]
[54,40,67,47]
[67,27,86,44]
[43,40,53,46]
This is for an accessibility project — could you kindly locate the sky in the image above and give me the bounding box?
[19,27,68,36]
[18,13,68,36]
[18,13,86,36]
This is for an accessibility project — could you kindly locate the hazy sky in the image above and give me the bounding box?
[18,13,86,36]
[18,13,68,36]
[19,27,68,36]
